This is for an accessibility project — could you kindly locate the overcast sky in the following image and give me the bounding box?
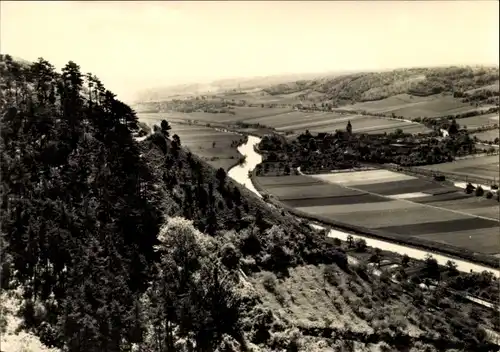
[1,1,498,102]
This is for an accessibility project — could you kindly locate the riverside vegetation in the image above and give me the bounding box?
[1,55,500,351]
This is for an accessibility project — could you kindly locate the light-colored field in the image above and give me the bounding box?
[308,118,429,134]
[386,96,480,118]
[311,169,416,187]
[275,114,365,131]
[342,94,486,118]
[218,106,294,123]
[473,129,500,142]
[418,155,500,181]
[458,114,499,129]
[136,118,245,170]
[168,122,245,170]
[342,94,436,113]
[235,109,431,135]
[387,192,430,199]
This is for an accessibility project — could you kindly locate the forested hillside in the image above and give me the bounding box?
[0,54,346,351]
[1,55,499,352]
[263,66,500,105]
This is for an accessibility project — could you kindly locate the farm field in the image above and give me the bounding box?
[417,155,500,182]
[240,110,431,134]
[139,108,431,135]
[458,113,499,129]
[256,171,500,255]
[168,122,246,170]
[137,114,245,170]
[342,94,491,118]
[473,129,500,142]
[218,106,293,123]
[138,111,238,125]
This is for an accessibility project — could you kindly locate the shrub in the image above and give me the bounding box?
[323,265,337,285]
[491,184,499,190]
[475,185,484,197]
[465,182,475,194]
[220,243,241,269]
[262,272,278,293]
[353,238,367,252]
[485,191,493,199]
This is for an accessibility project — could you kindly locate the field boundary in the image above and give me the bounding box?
[251,171,500,269]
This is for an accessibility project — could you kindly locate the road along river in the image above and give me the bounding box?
[227,135,500,278]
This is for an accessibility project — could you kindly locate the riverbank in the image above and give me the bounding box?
[227,133,500,275]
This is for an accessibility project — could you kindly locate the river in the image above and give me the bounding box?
[227,135,500,278]
[227,136,263,198]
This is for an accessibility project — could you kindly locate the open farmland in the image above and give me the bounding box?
[138,108,296,125]
[255,171,500,255]
[473,129,500,143]
[239,110,430,134]
[137,113,245,170]
[168,123,246,170]
[217,106,294,123]
[417,155,500,182]
[342,94,491,118]
[458,113,499,129]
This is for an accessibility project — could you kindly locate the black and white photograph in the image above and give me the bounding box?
[0,1,499,351]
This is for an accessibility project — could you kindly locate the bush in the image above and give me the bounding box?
[323,264,337,285]
[220,243,241,269]
[465,182,475,194]
[491,184,499,190]
[475,185,484,197]
[485,191,493,199]
[262,272,278,293]
[353,238,367,252]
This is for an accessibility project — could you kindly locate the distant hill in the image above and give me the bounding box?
[262,66,500,105]
[132,71,345,103]
[134,65,500,110]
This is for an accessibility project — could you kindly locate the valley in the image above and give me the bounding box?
[2,54,500,352]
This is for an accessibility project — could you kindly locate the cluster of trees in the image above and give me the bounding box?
[257,123,477,175]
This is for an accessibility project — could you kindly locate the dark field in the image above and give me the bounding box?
[354,178,454,196]
[256,170,500,255]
